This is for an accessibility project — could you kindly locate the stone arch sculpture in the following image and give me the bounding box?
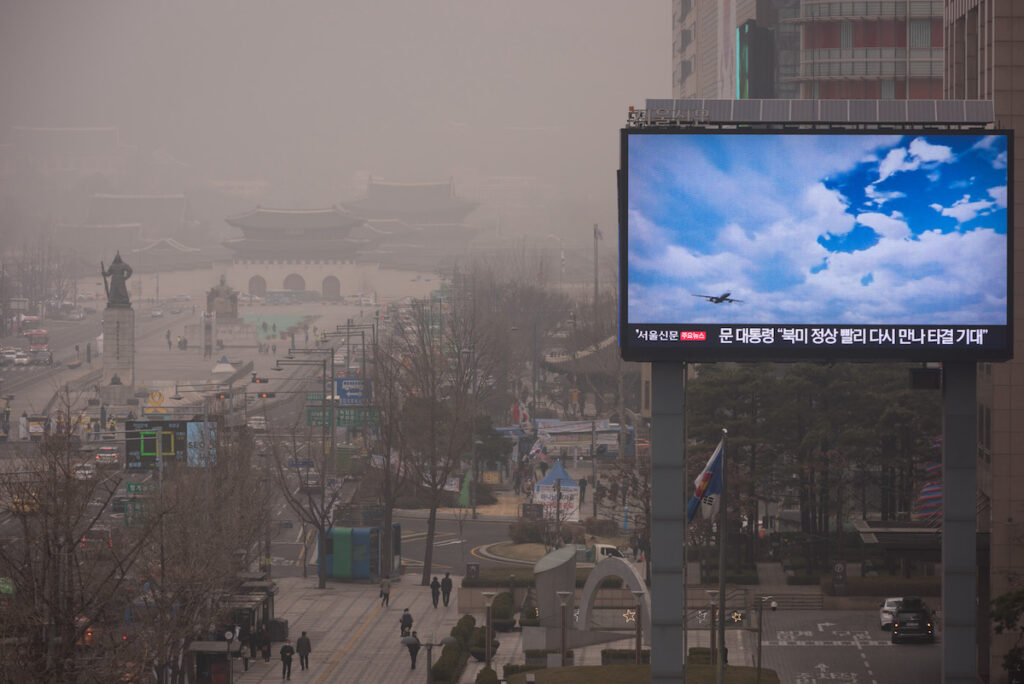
[576,557,650,644]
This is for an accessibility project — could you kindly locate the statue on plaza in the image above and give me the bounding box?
[101,251,133,308]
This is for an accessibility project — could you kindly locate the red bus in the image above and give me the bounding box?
[26,330,49,353]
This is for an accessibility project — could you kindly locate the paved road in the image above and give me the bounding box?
[759,609,940,683]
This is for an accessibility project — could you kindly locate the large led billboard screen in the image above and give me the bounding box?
[619,129,1013,362]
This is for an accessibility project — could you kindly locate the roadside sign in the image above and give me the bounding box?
[126,482,159,495]
[335,378,372,405]
[288,460,314,469]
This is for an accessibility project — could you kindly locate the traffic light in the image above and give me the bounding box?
[216,392,230,400]
[252,376,269,384]
[256,392,276,399]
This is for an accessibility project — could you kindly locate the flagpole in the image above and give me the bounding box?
[716,428,728,684]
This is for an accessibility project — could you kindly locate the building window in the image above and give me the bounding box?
[908,18,931,48]
[881,79,895,99]
[840,22,853,49]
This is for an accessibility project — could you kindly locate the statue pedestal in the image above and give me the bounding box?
[101,307,135,390]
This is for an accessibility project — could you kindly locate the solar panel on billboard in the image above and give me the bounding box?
[619,128,1013,362]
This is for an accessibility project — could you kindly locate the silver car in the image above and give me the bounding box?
[880,596,902,629]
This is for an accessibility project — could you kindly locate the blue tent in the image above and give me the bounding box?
[537,460,578,489]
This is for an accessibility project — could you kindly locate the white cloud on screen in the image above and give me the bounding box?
[877,138,953,182]
[930,194,995,223]
[630,168,1004,323]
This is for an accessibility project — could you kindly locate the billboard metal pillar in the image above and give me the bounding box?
[650,362,685,682]
[941,362,976,684]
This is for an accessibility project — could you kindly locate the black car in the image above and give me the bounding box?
[891,597,935,644]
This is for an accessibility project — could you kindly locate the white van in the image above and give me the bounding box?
[593,543,625,560]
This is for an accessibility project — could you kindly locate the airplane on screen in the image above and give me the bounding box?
[692,292,743,304]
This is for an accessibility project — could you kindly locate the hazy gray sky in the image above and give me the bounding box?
[0,1,669,228]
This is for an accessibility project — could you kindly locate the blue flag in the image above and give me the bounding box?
[687,440,723,524]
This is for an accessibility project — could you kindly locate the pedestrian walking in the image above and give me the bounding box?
[440,572,453,607]
[380,576,391,607]
[430,576,441,608]
[406,631,421,669]
[579,477,588,504]
[237,636,249,672]
[279,638,295,680]
[296,631,312,671]
[259,626,272,663]
[400,608,413,637]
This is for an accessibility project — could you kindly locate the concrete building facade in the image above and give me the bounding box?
[945,1,1024,680]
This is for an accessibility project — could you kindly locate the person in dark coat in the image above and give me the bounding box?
[380,576,391,607]
[430,576,441,608]
[578,477,588,503]
[400,608,413,636]
[259,626,272,662]
[296,631,312,671]
[279,638,295,680]
[406,631,421,669]
[440,572,453,607]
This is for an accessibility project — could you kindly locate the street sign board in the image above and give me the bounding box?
[335,378,372,405]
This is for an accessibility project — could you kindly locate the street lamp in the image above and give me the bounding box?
[224,629,235,681]
[482,591,495,671]
[556,590,572,667]
[404,634,456,684]
[631,589,644,664]
[756,595,773,684]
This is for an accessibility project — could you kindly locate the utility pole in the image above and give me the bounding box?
[593,223,600,329]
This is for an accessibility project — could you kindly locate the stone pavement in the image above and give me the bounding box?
[231,570,755,683]
[232,571,467,683]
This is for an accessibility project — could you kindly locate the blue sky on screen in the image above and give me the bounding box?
[627,132,1008,325]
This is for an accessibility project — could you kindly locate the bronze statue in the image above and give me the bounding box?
[101,252,133,308]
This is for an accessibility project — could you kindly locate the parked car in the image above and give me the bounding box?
[891,597,935,644]
[94,445,121,467]
[0,348,16,365]
[14,351,30,366]
[879,597,902,629]
[150,309,164,318]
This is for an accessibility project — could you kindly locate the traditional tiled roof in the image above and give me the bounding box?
[225,206,363,232]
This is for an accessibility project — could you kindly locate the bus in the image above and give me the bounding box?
[25,330,49,353]
[19,315,42,334]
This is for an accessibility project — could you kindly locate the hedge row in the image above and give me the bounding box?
[430,614,476,684]
[503,663,544,678]
[462,566,624,589]
[491,591,516,632]
[468,625,501,663]
[601,648,650,664]
[821,575,940,596]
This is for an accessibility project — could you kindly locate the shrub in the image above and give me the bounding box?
[584,516,620,537]
[518,605,540,627]
[601,648,650,664]
[508,520,547,544]
[468,626,500,662]
[475,666,499,684]
[490,591,516,632]
[462,568,535,588]
[503,663,545,677]
[430,642,464,684]
[451,614,476,649]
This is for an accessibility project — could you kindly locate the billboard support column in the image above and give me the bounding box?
[650,362,685,683]
[942,362,977,684]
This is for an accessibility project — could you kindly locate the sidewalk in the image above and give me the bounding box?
[233,571,467,683]
[235,571,754,683]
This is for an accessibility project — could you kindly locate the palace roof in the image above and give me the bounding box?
[225,205,363,232]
